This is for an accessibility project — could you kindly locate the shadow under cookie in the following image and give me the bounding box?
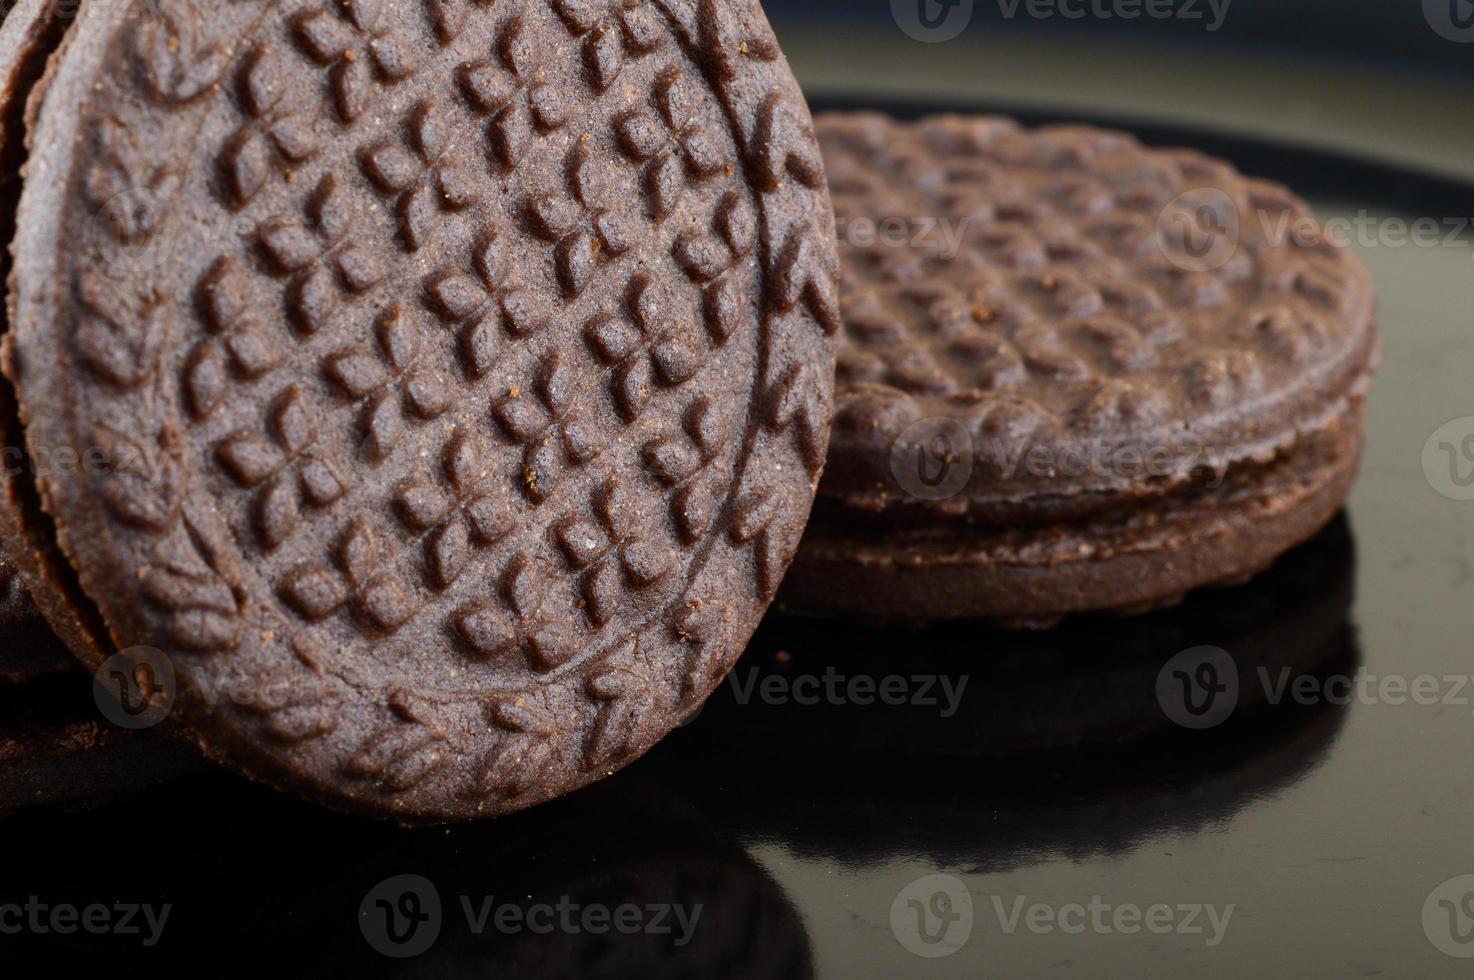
[677,517,1360,868]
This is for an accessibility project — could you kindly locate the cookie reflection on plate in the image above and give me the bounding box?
[668,516,1359,866]
[384,784,814,980]
[0,672,202,816]
[0,772,813,978]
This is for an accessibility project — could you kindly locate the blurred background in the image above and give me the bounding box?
[763,0,1474,180]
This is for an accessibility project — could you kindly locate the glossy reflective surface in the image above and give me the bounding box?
[3,98,1473,976]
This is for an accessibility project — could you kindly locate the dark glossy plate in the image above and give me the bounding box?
[1,98,1471,978]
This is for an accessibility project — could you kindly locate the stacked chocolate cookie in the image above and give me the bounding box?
[784,113,1376,626]
[0,1,1376,823]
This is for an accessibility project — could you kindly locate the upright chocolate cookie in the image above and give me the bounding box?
[2,0,837,820]
[783,113,1376,625]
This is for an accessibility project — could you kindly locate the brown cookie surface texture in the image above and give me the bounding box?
[783,112,1376,624]
[3,0,837,820]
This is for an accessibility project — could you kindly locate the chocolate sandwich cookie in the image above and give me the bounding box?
[783,113,1377,625]
[0,0,76,685]
[1,0,837,821]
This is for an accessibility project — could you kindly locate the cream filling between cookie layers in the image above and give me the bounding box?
[808,392,1366,569]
